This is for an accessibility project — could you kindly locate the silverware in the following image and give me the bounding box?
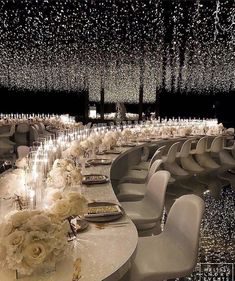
[95,221,129,229]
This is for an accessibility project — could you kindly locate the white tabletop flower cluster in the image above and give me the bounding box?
[45,190,88,221]
[46,159,83,189]
[0,169,26,198]
[62,131,121,159]
[0,210,70,276]
[0,113,82,131]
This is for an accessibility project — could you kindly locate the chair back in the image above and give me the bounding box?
[17,145,30,159]
[30,126,39,144]
[165,142,180,163]
[226,128,234,135]
[141,146,150,162]
[16,123,29,133]
[38,122,46,134]
[149,145,166,167]
[164,194,205,265]
[33,124,40,132]
[195,136,208,154]
[210,136,224,153]
[179,138,193,157]
[144,170,170,214]
[146,159,162,182]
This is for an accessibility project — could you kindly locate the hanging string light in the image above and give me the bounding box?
[214,0,235,41]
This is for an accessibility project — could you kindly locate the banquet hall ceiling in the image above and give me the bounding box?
[0,0,234,102]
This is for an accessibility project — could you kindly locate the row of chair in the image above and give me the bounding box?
[0,122,53,160]
[117,135,234,280]
[118,136,235,205]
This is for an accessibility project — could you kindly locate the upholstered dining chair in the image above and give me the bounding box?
[119,146,165,184]
[198,135,223,169]
[121,170,170,233]
[17,145,30,159]
[14,123,30,146]
[29,125,39,145]
[117,159,163,202]
[219,137,235,166]
[131,145,165,171]
[0,124,16,154]
[179,138,204,172]
[192,136,221,169]
[129,194,205,281]
[163,142,189,176]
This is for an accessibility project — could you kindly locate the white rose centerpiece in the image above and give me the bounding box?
[0,210,69,276]
[46,159,82,189]
[49,191,88,220]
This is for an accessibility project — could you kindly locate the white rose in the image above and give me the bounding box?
[51,199,71,219]
[15,157,28,169]
[51,191,63,201]
[10,210,31,227]
[7,230,25,247]
[66,193,88,215]
[27,215,51,231]
[66,163,74,172]
[0,244,6,260]
[24,242,47,267]
[0,222,13,237]
[25,231,48,243]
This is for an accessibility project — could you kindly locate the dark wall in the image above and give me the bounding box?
[160,93,235,128]
[1,86,235,128]
[0,87,87,120]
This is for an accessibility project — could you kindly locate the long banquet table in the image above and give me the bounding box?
[0,145,142,281]
[0,136,220,281]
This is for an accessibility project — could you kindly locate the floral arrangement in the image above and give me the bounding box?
[62,140,85,159]
[46,159,82,189]
[102,131,119,149]
[0,169,26,197]
[15,157,28,170]
[121,129,134,141]
[87,134,103,150]
[45,190,88,221]
[79,140,92,152]
[0,210,69,276]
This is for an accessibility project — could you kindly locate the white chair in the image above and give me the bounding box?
[163,142,189,176]
[178,137,227,197]
[0,124,16,154]
[121,170,170,233]
[17,145,30,159]
[179,138,204,172]
[117,159,163,202]
[120,147,165,184]
[131,146,165,171]
[129,194,205,281]
[193,136,221,169]
[130,146,150,170]
[37,122,52,137]
[219,138,235,166]
[14,123,30,146]
[29,125,39,145]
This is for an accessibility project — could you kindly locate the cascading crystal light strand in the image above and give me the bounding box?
[0,0,234,102]
[214,0,235,41]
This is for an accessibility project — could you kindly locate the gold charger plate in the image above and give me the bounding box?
[84,202,124,222]
[87,159,112,165]
[82,174,109,185]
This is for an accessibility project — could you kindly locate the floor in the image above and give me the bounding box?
[120,182,235,281]
[167,185,235,281]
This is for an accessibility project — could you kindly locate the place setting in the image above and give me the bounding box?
[84,201,126,226]
[86,158,112,166]
[82,174,110,185]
